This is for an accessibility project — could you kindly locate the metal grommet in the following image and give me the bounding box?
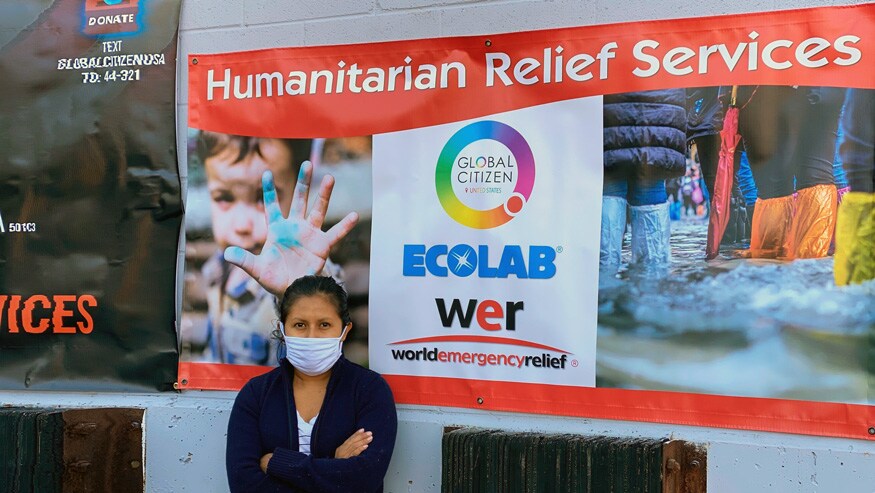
[476,397,484,405]
[868,427,875,436]
[484,40,492,47]
[191,58,198,65]
[173,382,180,390]
[181,379,188,386]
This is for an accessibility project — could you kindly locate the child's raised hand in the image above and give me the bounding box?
[223,162,358,297]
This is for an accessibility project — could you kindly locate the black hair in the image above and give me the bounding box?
[277,275,351,329]
[196,131,312,173]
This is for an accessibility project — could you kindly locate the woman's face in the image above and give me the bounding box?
[283,294,348,339]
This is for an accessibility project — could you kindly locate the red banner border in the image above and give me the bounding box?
[178,362,270,391]
[178,363,874,440]
[384,374,875,441]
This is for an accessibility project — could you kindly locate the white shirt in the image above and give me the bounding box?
[297,411,317,455]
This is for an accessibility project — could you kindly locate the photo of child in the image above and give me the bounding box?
[181,131,373,368]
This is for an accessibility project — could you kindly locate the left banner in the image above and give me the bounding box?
[0,0,182,391]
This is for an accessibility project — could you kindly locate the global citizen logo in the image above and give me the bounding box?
[436,120,535,229]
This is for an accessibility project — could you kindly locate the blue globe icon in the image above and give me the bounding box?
[446,245,477,277]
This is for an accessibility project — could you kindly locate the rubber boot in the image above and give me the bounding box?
[722,187,749,245]
[787,184,837,259]
[600,196,627,272]
[748,195,795,258]
[834,191,875,286]
[722,195,741,245]
[742,204,755,243]
[630,202,671,267]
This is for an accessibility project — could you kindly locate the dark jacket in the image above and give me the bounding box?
[226,357,397,493]
[839,88,874,193]
[603,89,687,178]
[685,86,726,141]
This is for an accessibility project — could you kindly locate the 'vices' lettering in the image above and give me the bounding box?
[0,295,97,334]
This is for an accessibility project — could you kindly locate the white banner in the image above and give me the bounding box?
[370,97,603,388]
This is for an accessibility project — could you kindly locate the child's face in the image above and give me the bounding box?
[205,139,297,252]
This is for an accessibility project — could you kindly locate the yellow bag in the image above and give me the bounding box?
[834,191,875,286]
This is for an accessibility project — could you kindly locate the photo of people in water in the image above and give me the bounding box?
[596,86,874,404]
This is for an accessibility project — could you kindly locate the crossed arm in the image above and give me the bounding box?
[259,428,373,471]
[227,377,397,493]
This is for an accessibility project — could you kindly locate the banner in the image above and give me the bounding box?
[0,0,183,391]
[370,99,601,389]
[185,4,875,440]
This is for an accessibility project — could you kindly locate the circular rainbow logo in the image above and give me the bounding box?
[435,121,535,229]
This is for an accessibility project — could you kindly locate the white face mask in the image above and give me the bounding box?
[284,326,348,376]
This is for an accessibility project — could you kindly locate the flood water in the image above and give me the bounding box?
[596,218,874,404]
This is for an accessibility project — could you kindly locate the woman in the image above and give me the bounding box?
[224,155,396,491]
[226,275,397,492]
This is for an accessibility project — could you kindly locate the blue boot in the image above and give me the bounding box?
[600,196,627,272]
[630,202,671,268]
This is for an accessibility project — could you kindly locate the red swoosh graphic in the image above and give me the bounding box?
[388,335,570,354]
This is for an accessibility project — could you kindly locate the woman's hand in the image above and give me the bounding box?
[335,428,373,459]
[224,162,359,297]
[259,452,274,473]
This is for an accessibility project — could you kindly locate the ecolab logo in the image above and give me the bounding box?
[402,244,556,279]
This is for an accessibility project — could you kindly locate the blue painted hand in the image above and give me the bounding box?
[224,162,359,296]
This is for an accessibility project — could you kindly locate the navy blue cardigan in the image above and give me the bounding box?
[226,357,397,492]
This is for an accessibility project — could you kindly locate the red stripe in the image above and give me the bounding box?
[177,362,272,391]
[188,5,875,138]
[389,335,570,353]
[177,363,874,439]
[384,375,875,441]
